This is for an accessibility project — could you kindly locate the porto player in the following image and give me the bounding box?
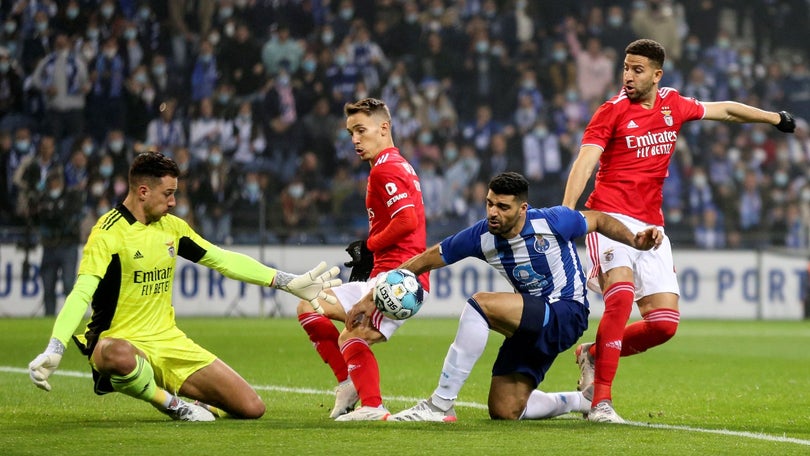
[296,98,428,421]
[562,39,796,423]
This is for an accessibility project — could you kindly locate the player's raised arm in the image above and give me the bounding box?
[562,144,602,209]
[702,101,795,132]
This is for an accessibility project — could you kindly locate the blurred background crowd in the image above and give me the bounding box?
[1,0,810,251]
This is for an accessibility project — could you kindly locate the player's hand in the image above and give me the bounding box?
[274,261,342,314]
[775,110,796,133]
[346,292,376,331]
[344,239,373,282]
[28,352,62,392]
[633,227,663,251]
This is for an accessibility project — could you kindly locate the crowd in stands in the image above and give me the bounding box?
[1,0,810,249]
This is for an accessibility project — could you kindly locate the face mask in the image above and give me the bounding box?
[693,174,707,188]
[15,140,29,151]
[405,13,419,24]
[521,80,535,90]
[138,7,151,20]
[339,8,353,20]
[104,49,117,59]
[566,90,578,102]
[200,53,212,63]
[87,29,99,40]
[209,153,222,165]
[398,108,411,119]
[217,93,231,104]
[67,7,80,20]
[475,41,489,54]
[101,6,114,19]
[97,205,110,215]
[82,48,96,61]
[175,205,190,217]
[334,55,347,67]
[82,143,94,155]
[35,22,48,33]
[99,164,114,178]
[288,183,304,199]
[322,31,334,45]
[302,59,316,73]
[444,147,458,162]
[553,50,567,62]
[751,131,766,145]
[219,7,233,19]
[208,33,221,46]
[533,127,548,138]
[152,64,166,76]
[419,132,433,144]
[425,87,439,100]
[134,72,148,84]
[0,62,9,73]
[48,188,62,199]
[91,183,105,196]
[109,139,124,152]
[224,24,236,37]
[741,55,754,66]
[277,74,290,86]
[4,22,16,34]
[124,29,137,40]
[608,15,622,27]
[774,172,788,187]
[246,182,260,196]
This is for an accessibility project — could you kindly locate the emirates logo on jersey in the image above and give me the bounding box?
[661,106,674,126]
[625,130,677,158]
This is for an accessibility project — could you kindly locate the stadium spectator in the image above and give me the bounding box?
[27,151,341,421]
[0,46,26,132]
[29,33,89,142]
[261,23,304,77]
[562,38,798,423]
[188,144,235,244]
[189,40,219,103]
[218,22,264,98]
[14,134,61,218]
[145,98,186,155]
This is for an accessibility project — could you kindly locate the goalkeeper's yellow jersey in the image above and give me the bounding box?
[76,204,217,353]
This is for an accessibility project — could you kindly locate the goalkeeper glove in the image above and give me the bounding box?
[775,110,796,133]
[29,338,65,392]
[272,261,342,314]
[344,239,374,282]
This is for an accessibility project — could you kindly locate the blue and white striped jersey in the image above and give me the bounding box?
[439,205,589,306]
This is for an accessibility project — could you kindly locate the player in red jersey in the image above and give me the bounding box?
[296,97,428,421]
[562,39,796,423]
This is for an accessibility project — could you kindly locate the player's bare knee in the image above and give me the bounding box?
[242,398,266,419]
[94,338,137,375]
[488,402,521,420]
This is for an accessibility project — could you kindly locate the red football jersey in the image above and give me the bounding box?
[581,87,705,226]
[366,147,430,291]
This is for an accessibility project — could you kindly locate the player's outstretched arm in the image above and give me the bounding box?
[582,211,663,251]
[28,274,98,391]
[272,261,342,313]
[562,145,602,209]
[702,102,796,132]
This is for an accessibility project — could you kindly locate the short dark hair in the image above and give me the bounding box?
[129,152,179,187]
[489,172,529,202]
[344,97,391,121]
[625,39,666,68]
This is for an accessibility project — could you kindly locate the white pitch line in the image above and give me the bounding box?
[3,366,809,446]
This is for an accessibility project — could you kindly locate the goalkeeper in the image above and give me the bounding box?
[28,152,341,421]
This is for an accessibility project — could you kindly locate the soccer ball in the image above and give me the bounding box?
[373,269,424,320]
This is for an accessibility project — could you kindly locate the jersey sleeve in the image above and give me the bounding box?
[677,91,706,121]
[543,206,588,241]
[439,220,488,265]
[581,102,616,150]
[78,225,120,278]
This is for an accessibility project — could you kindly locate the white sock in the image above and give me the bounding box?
[432,303,489,410]
[520,390,589,420]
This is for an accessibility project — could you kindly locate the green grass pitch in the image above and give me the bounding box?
[1,317,808,455]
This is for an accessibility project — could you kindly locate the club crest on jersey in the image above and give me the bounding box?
[533,235,550,253]
[661,106,673,126]
[166,240,175,257]
[602,248,614,263]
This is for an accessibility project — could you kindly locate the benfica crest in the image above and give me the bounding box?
[166,240,175,257]
[661,106,673,126]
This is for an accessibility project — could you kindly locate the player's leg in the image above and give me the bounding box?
[622,238,680,355]
[490,298,589,420]
[92,337,215,421]
[179,358,265,419]
[333,311,395,421]
[296,282,364,418]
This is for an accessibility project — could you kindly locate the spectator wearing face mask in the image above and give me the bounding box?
[34,170,85,316]
[30,33,90,141]
[0,46,27,132]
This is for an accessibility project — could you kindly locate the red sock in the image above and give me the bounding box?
[591,281,635,405]
[298,312,348,382]
[340,338,382,408]
[621,308,679,356]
